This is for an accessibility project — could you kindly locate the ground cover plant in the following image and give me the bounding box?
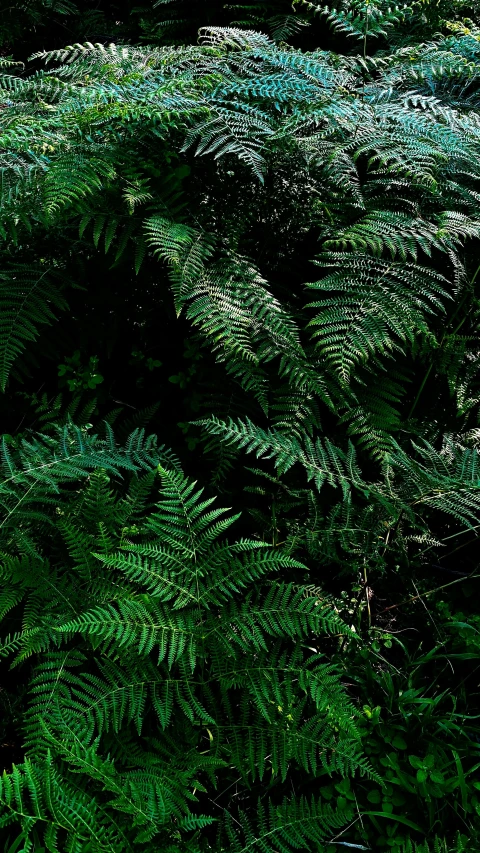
[0,0,479,851]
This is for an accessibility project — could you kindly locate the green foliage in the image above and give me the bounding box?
[307,253,450,384]
[0,429,366,850]
[0,1,479,851]
[0,264,68,392]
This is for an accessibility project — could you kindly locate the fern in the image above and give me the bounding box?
[198,415,365,493]
[0,423,178,552]
[307,252,450,383]
[0,12,479,851]
[223,797,354,853]
[0,427,366,849]
[295,0,414,41]
[0,264,68,391]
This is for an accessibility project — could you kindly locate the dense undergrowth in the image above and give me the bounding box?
[0,0,479,851]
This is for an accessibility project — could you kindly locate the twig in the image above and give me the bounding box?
[380,571,480,613]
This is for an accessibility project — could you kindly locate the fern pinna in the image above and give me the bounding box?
[0,425,368,851]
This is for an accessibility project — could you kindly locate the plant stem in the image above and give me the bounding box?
[363,1,369,60]
[381,571,480,613]
[407,364,433,420]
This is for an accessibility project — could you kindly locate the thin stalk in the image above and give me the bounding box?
[380,571,480,613]
[364,562,372,628]
[363,1,370,61]
[382,509,404,557]
[407,363,433,420]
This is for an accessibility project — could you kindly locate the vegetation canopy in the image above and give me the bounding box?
[0,0,479,851]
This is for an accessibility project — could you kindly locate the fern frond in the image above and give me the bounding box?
[0,754,127,851]
[0,264,68,391]
[198,416,364,494]
[307,253,449,382]
[224,796,354,853]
